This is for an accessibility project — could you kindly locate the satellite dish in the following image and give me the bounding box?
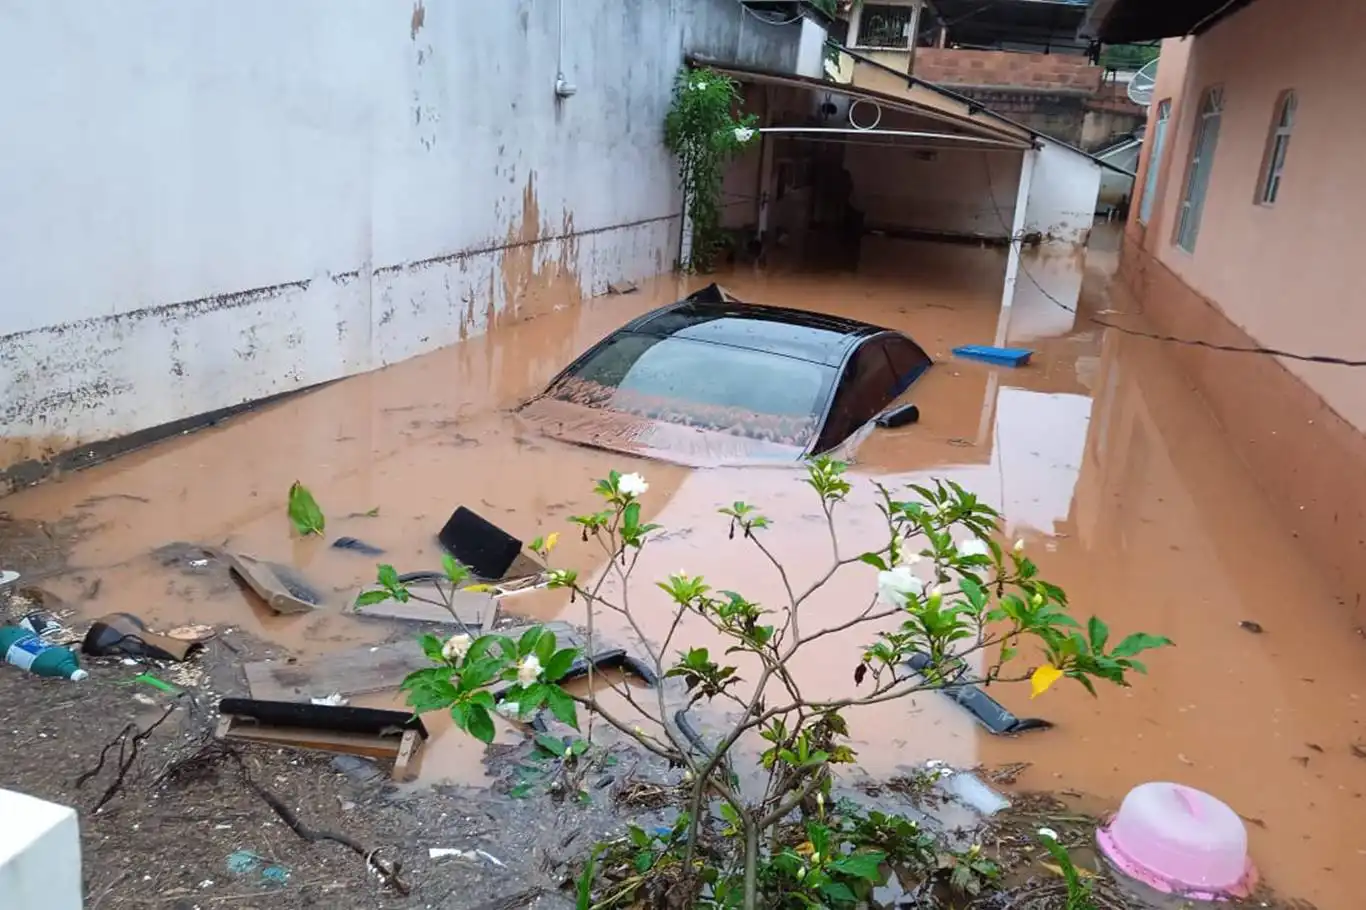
[1127,57,1159,107]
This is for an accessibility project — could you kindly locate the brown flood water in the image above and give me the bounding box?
[4,229,1364,907]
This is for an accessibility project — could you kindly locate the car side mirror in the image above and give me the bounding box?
[874,403,920,429]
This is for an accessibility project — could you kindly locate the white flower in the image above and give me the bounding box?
[442,634,472,662]
[618,472,649,498]
[956,538,990,559]
[497,701,520,718]
[517,654,543,686]
[876,565,924,607]
[1037,827,1059,840]
[733,126,755,143]
[1014,539,1025,553]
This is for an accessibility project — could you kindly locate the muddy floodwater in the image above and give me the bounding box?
[4,228,1364,908]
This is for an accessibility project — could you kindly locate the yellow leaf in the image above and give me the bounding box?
[1030,664,1063,699]
[545,532,559,553]
[464,583,494,593]
[795,841,815,857]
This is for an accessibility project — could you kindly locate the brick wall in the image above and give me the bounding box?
[913,48,1102,93]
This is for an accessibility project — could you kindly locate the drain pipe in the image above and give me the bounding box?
[554,0,576,98]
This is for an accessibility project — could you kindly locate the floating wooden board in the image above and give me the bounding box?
[350,585,496,629]
[222,551,320,614]
[243,621,581,703]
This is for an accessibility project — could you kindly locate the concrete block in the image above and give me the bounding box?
[0,789,82,910]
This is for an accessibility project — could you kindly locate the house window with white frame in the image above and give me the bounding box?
[1175,86,1224,252]
[1138,99,1171,225]
[1258,90,1296,206]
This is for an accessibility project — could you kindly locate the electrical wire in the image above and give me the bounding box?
[978,152,1366,367]
[733,0,805,27]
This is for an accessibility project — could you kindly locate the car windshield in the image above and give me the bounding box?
[546,333,834,446]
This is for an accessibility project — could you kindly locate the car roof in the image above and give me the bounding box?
[619,284,885,367]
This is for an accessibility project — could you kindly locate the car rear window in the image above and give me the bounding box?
[546,333,835,445]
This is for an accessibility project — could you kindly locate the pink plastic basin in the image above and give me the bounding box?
[1096,782,1256,900]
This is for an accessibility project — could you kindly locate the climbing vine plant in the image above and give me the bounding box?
[664,66,759,272]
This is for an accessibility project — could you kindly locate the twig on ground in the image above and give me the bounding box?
[75,702,179,812]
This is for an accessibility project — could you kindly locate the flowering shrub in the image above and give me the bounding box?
[664,66,759,272]
[361,457,1171,909]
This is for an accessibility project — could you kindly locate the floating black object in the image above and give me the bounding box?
[905,652,1052,735]
[332,536,385,556]
[438,507,523,580]
[875,403,921,429]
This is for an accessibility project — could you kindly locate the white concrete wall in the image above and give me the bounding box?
[846,139,1024,239]
[0,789,82,910]
[0,0,805,470]
[1022,141,1103,245]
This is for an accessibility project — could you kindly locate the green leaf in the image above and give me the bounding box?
[1110,632,1173,658]
[546,686,579,728]
[819,882,858,903]
[575,845,602,910]
[354,589,391,608]
[465,703,496,743]
[534,630,557,665]
[858,552,887,571]
[829,851,885,881]
[518,626,543,657]
[287,481,325,536]
[466,689,496,711]
[377,564,400,589]
[542,647,578,682]
[534,733,567,757]
[419,633,445,662]
[1088,616,1110,651]
[442,553,470,587]
[623,500,641,531]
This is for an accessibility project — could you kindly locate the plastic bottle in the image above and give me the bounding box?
[0,625,89,680]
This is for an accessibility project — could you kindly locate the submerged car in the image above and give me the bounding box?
[516,284,932,465]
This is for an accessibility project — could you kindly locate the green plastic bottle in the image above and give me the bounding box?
[0,625,88,680]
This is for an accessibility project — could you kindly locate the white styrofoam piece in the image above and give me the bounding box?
[0,789,83,910]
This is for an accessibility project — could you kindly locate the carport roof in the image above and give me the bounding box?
[686,55,1034,148]
[832,47,1137,176]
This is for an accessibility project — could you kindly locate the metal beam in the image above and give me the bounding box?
[757,126,1031,150]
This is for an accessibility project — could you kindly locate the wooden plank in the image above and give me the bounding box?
[244,640,428,702]
[242,621,584,703]
[350,586,495,629]
[219,719,404,760]
[393,729,421,782]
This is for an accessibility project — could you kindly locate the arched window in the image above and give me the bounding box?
[1175,86,1224,252]
[1258,91,1297,205]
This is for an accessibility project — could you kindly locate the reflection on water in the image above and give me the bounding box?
[3,230,1363,908]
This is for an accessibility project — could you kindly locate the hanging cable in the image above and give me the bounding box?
[733,0,805,27]
[979,152,1366,367]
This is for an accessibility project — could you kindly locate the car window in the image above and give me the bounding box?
[547,333,836,446]
[883,334,932,396]
[817,341,899,451]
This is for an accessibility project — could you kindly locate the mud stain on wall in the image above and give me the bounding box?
[410,1,425,40]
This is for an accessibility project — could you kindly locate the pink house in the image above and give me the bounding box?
[1085,0,1366,622]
